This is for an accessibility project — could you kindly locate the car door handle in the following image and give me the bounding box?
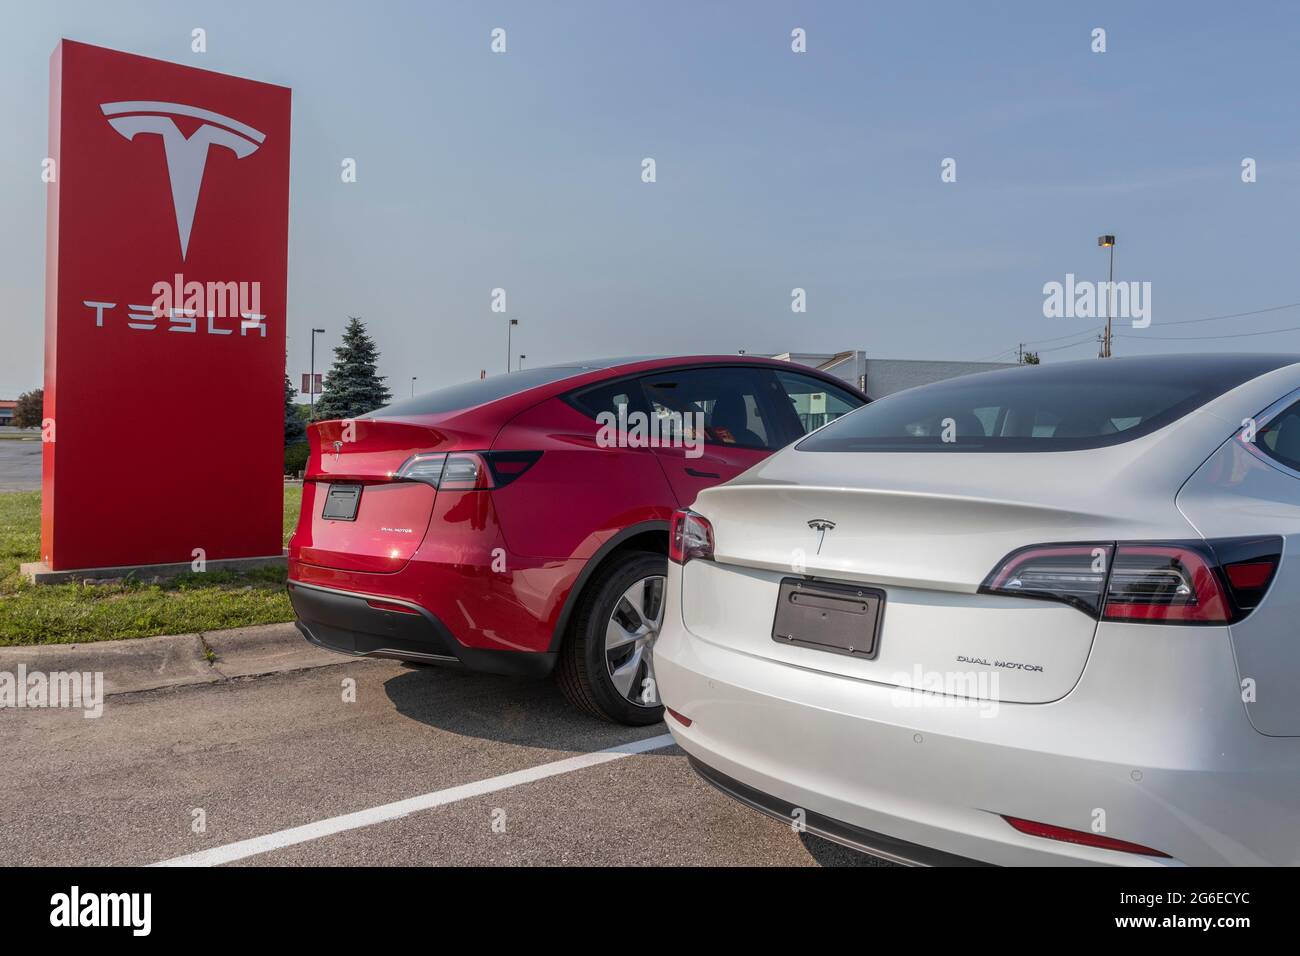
[685,467,721,478]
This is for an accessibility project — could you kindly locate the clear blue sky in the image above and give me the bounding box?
[2,1,1299,399]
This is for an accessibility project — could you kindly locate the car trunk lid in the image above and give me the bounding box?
[294,416,491,573]
[684,448,1195,703]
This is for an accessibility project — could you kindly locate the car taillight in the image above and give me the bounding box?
[665,707,693,727]
[481,450,543,488]
[395,452,449,485]
[437,453,492,490]
[669,510,714,564]
[981,537,1282,625]
[365,599,420,615]
[980,544,1113,615]
[1001,815,1171,859]
[1208,535,1283,610]
[1101,544,1230,624]
[1225,561,1274,589]
[394,450,541,490]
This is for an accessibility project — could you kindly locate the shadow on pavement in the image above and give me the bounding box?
[381,661,673,756]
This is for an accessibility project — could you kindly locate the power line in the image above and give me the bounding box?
[1023,325,1106,346]
[1118,324,1300,341]
[980,327,1101,359]
[991,299,1300,359]
[985,329,1102,362]
[1030,334,1104,355]
[1157,302,1300,328]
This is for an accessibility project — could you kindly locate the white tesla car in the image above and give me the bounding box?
[655,354,1300,866]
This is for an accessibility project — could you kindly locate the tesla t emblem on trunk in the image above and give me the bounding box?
[807,518,836,554]
[333,440,343,462]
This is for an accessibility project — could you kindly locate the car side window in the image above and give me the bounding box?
[566,379,650,422]
[772,370,865,437]
[1257,401,1300,472]
[638,367,783,451]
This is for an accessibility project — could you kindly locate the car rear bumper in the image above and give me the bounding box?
[686,754,988,866]
[288,580,556,678]
[655,569,1300,866]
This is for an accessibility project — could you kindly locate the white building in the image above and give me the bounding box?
[769,350,1016,399]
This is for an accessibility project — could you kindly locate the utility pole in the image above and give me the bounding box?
[518,354,526,370]
[1098,235,1115,358]
[506,318,518,373]
[410,376,417,397]
[1017,342,1024,364]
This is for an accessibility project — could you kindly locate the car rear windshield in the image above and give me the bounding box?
[371,367,590,418]
[797,355,1297,453]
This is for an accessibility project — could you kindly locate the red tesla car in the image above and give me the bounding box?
[287,355,867,723]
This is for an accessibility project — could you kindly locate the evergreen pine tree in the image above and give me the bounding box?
[314,317,392,420]
[284,372,306,444]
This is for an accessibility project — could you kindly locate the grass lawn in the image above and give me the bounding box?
[0,486,302,646]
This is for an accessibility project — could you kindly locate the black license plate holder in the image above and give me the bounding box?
[322,483,362,521]
[771,577,885,659]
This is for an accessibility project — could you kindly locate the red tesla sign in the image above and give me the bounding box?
[42,40,291,569]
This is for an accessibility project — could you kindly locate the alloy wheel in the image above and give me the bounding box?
[604,574,666,708]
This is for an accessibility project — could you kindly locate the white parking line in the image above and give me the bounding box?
[153,733,676,867]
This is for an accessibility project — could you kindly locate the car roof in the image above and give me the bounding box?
[539,355,670,369]
[540,354,799,372]
[900,352,1300,394]
[370,353,867,422]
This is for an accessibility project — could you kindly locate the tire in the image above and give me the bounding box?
[555,550,668,725]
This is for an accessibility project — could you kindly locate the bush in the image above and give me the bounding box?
[13,388,43,429]
[284,441,310,476]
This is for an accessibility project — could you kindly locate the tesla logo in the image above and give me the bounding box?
[807,518,835,554]
[332,441,343,462]
[101,101,266,259]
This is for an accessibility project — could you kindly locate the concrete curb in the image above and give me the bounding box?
[20,552,287,585]
[0,622,353,697]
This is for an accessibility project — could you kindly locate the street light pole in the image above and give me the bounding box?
[310,327,326,412]
[410,376,417,397]
[519,354,526,370]
[507,318,518,373]
[1098,235,1115,358]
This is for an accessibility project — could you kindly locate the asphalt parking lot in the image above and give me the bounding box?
[0,654,887,866]
[0,434,40,492]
